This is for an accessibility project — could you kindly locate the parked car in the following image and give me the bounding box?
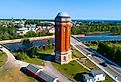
[99,62,107,67]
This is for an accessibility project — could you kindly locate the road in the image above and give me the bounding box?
[0,45,29,68]
[71,37,121,82]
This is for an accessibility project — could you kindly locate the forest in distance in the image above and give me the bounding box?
[71,21,121,35]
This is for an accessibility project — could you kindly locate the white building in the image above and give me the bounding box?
[48,27,55,33]
[26,64,59,82]
[17,27,38,35]
[82,70,105,82]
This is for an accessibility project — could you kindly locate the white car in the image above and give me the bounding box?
[87,53,92,57]
[115,76,118,80]
[0,45,3,49]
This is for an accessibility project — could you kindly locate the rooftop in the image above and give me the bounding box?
[83,74,94,80]
[17,28,28,31]
[82,70,105,81]
[37,71,58,82]
[56,12,70,18]
[26,64,40,73]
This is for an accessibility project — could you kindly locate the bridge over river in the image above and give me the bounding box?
[77,36,121,42]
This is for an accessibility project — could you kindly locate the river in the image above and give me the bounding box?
[5,39,55,51]
[77,36,121,42]
[4,32,121,51]
[77,32,121,42]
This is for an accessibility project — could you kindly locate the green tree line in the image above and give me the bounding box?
[97,42,121,62]
[71,22,121,35]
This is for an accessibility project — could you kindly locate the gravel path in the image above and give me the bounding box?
[43,55,72,82]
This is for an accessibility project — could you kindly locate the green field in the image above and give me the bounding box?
[102,75,114,82]
[37,48,54,54]
[12,48,54,66]
[0,52,7,67]
[22,48,54,66]
[72,48,85,58]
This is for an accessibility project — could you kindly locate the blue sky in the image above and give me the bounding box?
[0,0,121,19]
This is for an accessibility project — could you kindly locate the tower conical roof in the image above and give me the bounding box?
[56,12,70,18]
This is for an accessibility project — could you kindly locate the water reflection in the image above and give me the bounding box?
[5,39,55,51]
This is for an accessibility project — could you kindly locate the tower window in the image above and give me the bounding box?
[63,56,66,61]
[58,28,60,32]
[64,27,66,32]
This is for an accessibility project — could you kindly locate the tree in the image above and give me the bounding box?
[22,39,33,51]
[25,31,37,37]
[47,40,51,45]
[30,47,38,58]
[15,52,29,60]
[21,38,39,58]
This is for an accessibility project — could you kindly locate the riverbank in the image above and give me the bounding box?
[0,35,55,44]
[86,32,108,34]
[109,32,121,36]
[72,34,85,38]
[0,34,85,44]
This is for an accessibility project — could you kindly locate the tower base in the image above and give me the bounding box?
[55,50,72,64]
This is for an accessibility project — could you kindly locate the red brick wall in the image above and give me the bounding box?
[55,22,71,52]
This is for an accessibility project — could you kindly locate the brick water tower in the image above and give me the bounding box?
[55,12,72,64]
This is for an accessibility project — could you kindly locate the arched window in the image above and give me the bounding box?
[58,27,60,32]
[64,27,66,32]
[63,56,66,61]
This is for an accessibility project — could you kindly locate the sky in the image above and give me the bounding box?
[0,0,121,20]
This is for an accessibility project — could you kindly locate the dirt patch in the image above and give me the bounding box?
[0,65,38,82]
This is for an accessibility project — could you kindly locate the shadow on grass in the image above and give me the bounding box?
[35,52,55,62]
[73,72,88,82]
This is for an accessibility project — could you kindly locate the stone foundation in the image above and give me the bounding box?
[55,50,72,64]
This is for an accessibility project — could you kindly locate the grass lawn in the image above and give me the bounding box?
[52,61,88,82]
[37,48,54,54]
[72,48,99,69]
[0,52,7,67]
[84,43,98,51]
[102,75,114,82]
[12,48,54,66]
[24,58,44,66]
[0,66,38,82]
[12,52,46,66]
[72,49,85,58]
[78,58,99,70]
[88,45,98,50]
